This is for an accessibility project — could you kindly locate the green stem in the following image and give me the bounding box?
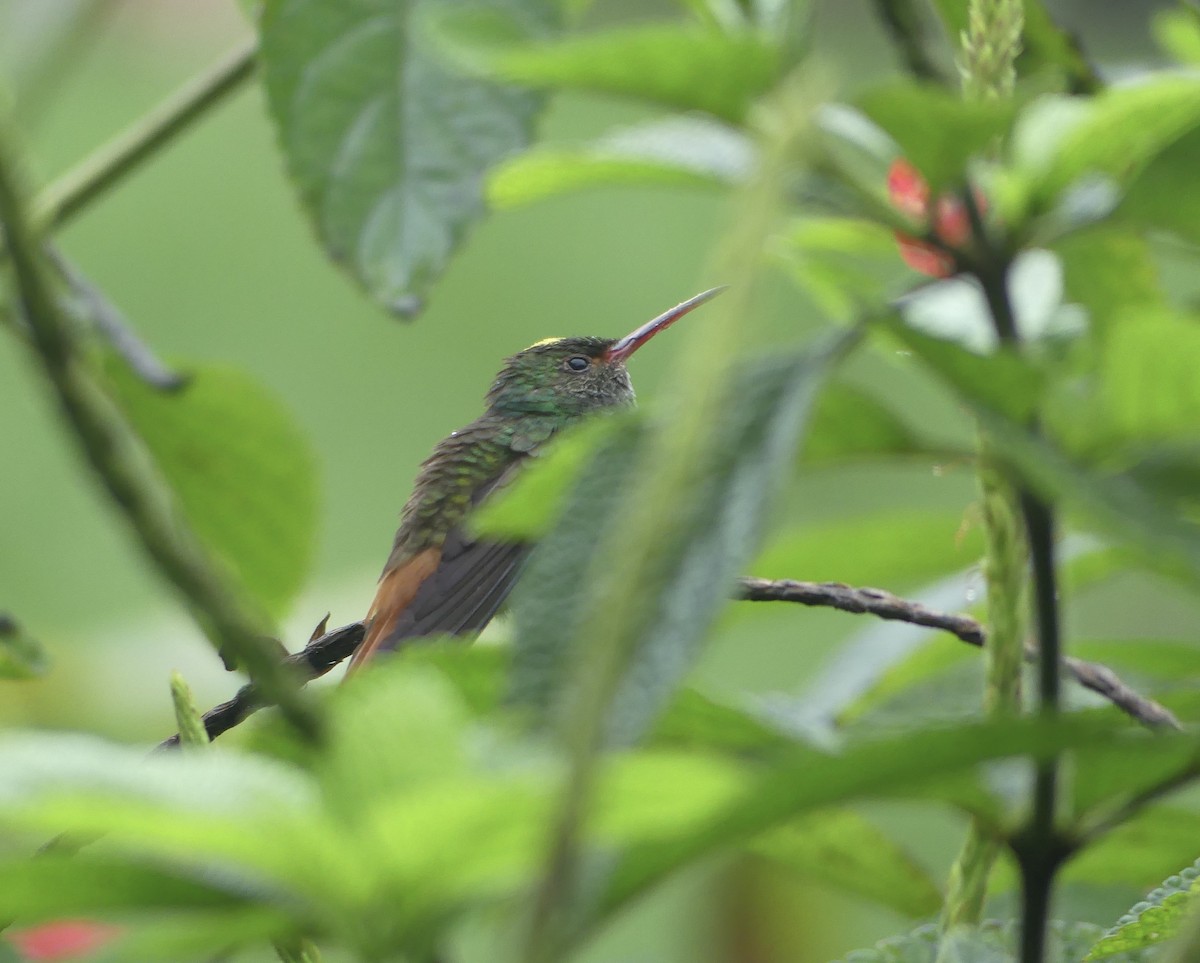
[1016,492,1064,963]
[29,39,256,234]
[869,0,954,84]
[938,0,1027,941]
[0,124,318,743]
[521,81,812,963]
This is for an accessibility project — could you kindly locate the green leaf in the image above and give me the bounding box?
[487,115,752,209]
[260,0,556,314]
[471,412,633,540]
[1071,639,1200,681]
[0,614,49,679]
[802,380,935,466]
[751,508,984,590]
[649,688,799,758]
[1063,808,1200,894]
[1052,229,1164,335]
[885,319,1043,421]
[320,660,470,813]
[750,808,942,917]
[0,854,248,921]
[859,83,1015,194]
[1087,860,1200,958]
[837,920,1152,963]
[1098,314,1200,447]
[772,217,911,321]
[890,320,1200,586]
[594,714,1134,926]
[836,636,976,727]
[1121,125,1200,247]
[0,733,352,906]
[513,337,851,742]
[1154,8,1200,66]
[438,16,781,123]
[101,362,318,619]
[1027,75,1200,202]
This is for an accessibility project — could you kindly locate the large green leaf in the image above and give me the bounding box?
[750,508,984,590]
[801,380,935,465]
[1086,860,1200,959]
[772,217,912,321]
[512,337,851,743]
[750,808,943,918]
[101,362,318,619]
[1155,8,1200,66]
[260,0,556,314]
[1052,229,1164,336]
[487,116,753,209]
[1024,75,1200,203]
[888,319,1200,586]
[1096,313,1200,449]
[1120,126,1200,247]
[438,16,781,123]
[0,614,48,680]
[471,412,633,541]
[836,920,1153,963]
[593,714,1138,926]
[859,83,1015,194]
[0,855,250,921]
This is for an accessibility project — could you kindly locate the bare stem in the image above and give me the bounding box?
[0,124,317,743]
[28,39,256,235]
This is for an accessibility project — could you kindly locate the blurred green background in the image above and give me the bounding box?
[0,1,1192,960]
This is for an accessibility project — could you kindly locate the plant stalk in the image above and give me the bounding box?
[0,123,318,743]
[29,39,256,235]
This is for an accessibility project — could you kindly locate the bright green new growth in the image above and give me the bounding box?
[961,0,1025,100]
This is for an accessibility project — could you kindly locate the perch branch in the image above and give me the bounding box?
[735,578,1180,732]
[157,622,364,750]
[159,577,1181,749]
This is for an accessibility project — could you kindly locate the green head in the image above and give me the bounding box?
[485,287,724,417]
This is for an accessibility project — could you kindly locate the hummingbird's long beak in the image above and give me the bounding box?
[604,286,727,363]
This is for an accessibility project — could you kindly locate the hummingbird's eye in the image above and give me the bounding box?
[565,356,590,372]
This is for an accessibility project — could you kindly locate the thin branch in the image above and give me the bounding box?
[27,39,256,235]
[735,578,1180,732]
[869,0,954,84]
[0,125,318,743]
[160,578,1181,750]
[157,622,364,750]
[48,247,186,390]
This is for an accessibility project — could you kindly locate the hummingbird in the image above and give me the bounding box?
[348,287,724,670]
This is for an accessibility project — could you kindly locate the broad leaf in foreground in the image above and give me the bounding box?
[511,336,851,744]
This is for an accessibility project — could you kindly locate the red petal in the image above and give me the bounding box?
[894,233,955,278]
[8,921,122,961]
[887,158,929,219]
[933,195,969,246]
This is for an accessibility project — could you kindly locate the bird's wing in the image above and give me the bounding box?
[347,469,529,672]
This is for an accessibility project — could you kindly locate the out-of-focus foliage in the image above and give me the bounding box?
[4,1,1200,961]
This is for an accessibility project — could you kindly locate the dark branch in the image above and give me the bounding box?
[735,578,1180,731]
[156,622,364,750]
[869,0,955,84]
[48,248,187,391]
[159,578,1181,749]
